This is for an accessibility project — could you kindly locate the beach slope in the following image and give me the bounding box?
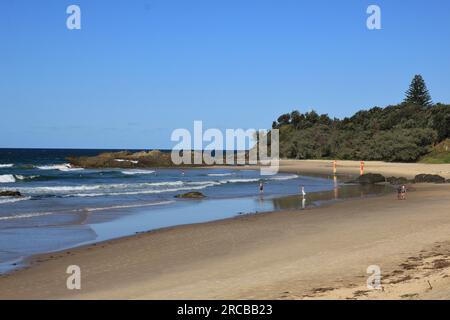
[1,182,450,299]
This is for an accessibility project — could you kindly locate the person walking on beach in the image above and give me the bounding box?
[397,185,407,200]
[259,181,264,194]
[397,185,402,200]
[301,186,306,198]
[401,185,407,200]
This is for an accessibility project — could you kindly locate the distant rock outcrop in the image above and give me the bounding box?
[67,150,201,169]
[414,174,446,184]
[0,191,22,197]
[175,192,206,199]
[67,150,250,169]
[353,173,386,184]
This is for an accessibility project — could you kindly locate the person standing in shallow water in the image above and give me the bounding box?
[259,181,264,194]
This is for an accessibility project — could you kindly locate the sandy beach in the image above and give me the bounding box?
[1,160,450,300]
[275,159,450,179]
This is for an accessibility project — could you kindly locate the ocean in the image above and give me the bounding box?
[0,148,387,273]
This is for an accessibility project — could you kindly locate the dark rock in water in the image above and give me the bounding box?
[414,174,446,184]
[354,173,386,184]
[386,176,411,185]
[175,192,206,199]
[0,190,22,197]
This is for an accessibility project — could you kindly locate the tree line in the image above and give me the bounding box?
[270,75,450,162]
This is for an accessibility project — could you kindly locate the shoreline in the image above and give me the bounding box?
[0,160,450,299]
[1,184,450,299]
[0,185,395,299]
[0,170,386,276]
[4,189,358,277]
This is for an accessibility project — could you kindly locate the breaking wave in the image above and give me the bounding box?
[36,164,83,172]
[270,174,299,181]
[69,184,216,197]
[3,174,300,198]
[0,174,43,183]
[115,159,139,164]
[0,210,52,220]
[0,174,16,183]
[224,178,260,183]
[0,200,174,220]
[0,196,32,205]
[121,169,155,175]
[15,175,40,181]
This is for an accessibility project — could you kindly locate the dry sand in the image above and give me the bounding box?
[276,159,450,179]
[1,160,450,300]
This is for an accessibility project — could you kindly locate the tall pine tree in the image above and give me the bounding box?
[404,75,433,106]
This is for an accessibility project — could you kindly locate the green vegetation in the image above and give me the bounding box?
[420,139,450,164]
[270,76,450,162]
[404,75,433,107]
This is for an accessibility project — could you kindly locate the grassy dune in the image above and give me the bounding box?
[420,140,450,164]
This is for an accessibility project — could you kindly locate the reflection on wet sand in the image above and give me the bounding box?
[334,176,339,199]
[270,183,392,211]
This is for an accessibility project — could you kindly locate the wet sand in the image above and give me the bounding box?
[1,185,450,299]
[1,160,450,299]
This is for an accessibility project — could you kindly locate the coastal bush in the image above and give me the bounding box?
[270,76,449,162]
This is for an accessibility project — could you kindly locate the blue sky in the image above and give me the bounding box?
[1,0,450,149]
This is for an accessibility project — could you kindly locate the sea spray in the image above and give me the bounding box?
[0,175,15,183]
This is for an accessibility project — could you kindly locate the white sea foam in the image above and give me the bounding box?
[207,173,233,177]
[59,167,84,172]
[0,164,14,168]
[0,210,53,220]
[37,164,69,170]
[0,196,31,205]
[14,181,186,194]
[26,185,105,192]
[37,164,83,172]
[0,174,16,183]
[143,181,183,187]
[70,184,217,198]
[188,181,222,186]
[9,175,299,198]
[121,169,155,175]
[52,180,226,197]
[270,174,299,181]
[224,178,260,184]
[115,159,139,164]
[15,175,39,181]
